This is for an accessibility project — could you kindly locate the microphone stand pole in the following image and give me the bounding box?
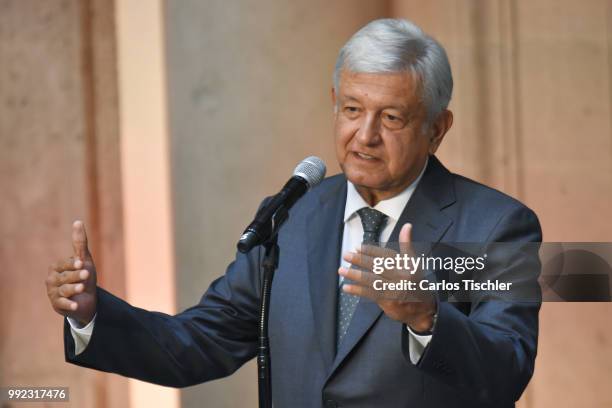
[257,206,288,408]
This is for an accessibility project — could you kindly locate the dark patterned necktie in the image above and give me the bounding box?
[337,207,388,347]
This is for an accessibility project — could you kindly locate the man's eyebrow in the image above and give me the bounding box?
[340,93,414,111]
[341,94,361,103]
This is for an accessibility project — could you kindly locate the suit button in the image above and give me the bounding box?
[324,399,338,408]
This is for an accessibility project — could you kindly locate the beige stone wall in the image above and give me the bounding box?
[0,0,127,407]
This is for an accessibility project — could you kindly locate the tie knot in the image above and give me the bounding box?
[356,208,388,243]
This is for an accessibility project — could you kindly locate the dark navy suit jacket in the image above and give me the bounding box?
[64,155,542,407]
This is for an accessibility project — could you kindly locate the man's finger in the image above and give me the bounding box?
[54,297,78,312]
[343,280,417,303]
[342,283,379,302]
[50,257,82,273]
[57,282,85,298]
[57,269,89,286]
[343,251,376,271]
[357,243,396,259]
[339,266,378,287]
[399,223,414,254]
[72,220,90,260]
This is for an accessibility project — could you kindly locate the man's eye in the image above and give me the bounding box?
[382,113,405,129]
[343,106,361,118]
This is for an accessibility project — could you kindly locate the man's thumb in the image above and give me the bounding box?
[72,220,90,260]
[399,223,413,252]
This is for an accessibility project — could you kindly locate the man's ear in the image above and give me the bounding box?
[331,87,337,113]
[428,110,453,154]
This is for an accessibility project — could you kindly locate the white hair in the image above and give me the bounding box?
[334,18,453,123]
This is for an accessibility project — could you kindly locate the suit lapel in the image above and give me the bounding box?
[326,155,456,379]
[307,177,347,370]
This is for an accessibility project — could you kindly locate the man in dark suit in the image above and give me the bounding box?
[46,19,541,407]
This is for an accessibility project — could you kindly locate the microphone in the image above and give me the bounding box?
[237,156,326,253]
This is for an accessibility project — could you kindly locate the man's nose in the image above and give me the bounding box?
[355,113,381,146]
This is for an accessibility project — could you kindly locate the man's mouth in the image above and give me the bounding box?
[354,152,377,161]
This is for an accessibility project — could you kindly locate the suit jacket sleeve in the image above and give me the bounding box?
[404,205,542,405]
[63,244,263,388]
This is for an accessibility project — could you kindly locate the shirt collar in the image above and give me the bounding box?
[343,157,429,223]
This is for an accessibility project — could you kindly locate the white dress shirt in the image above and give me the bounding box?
[68,315,95,355]
[69,160,432,362]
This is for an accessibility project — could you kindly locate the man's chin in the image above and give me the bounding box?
[345,173,385,191]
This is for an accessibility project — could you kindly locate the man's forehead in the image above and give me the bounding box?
[338,70,422,108]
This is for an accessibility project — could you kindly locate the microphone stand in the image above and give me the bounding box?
[257,206,288,408]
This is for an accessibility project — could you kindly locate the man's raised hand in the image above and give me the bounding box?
[46,220,97,326]
[338,223,437,333]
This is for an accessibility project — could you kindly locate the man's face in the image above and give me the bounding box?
[333,70,442,204]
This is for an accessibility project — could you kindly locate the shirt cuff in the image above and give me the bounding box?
[406,325,432,364]
[67,314,96,355]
